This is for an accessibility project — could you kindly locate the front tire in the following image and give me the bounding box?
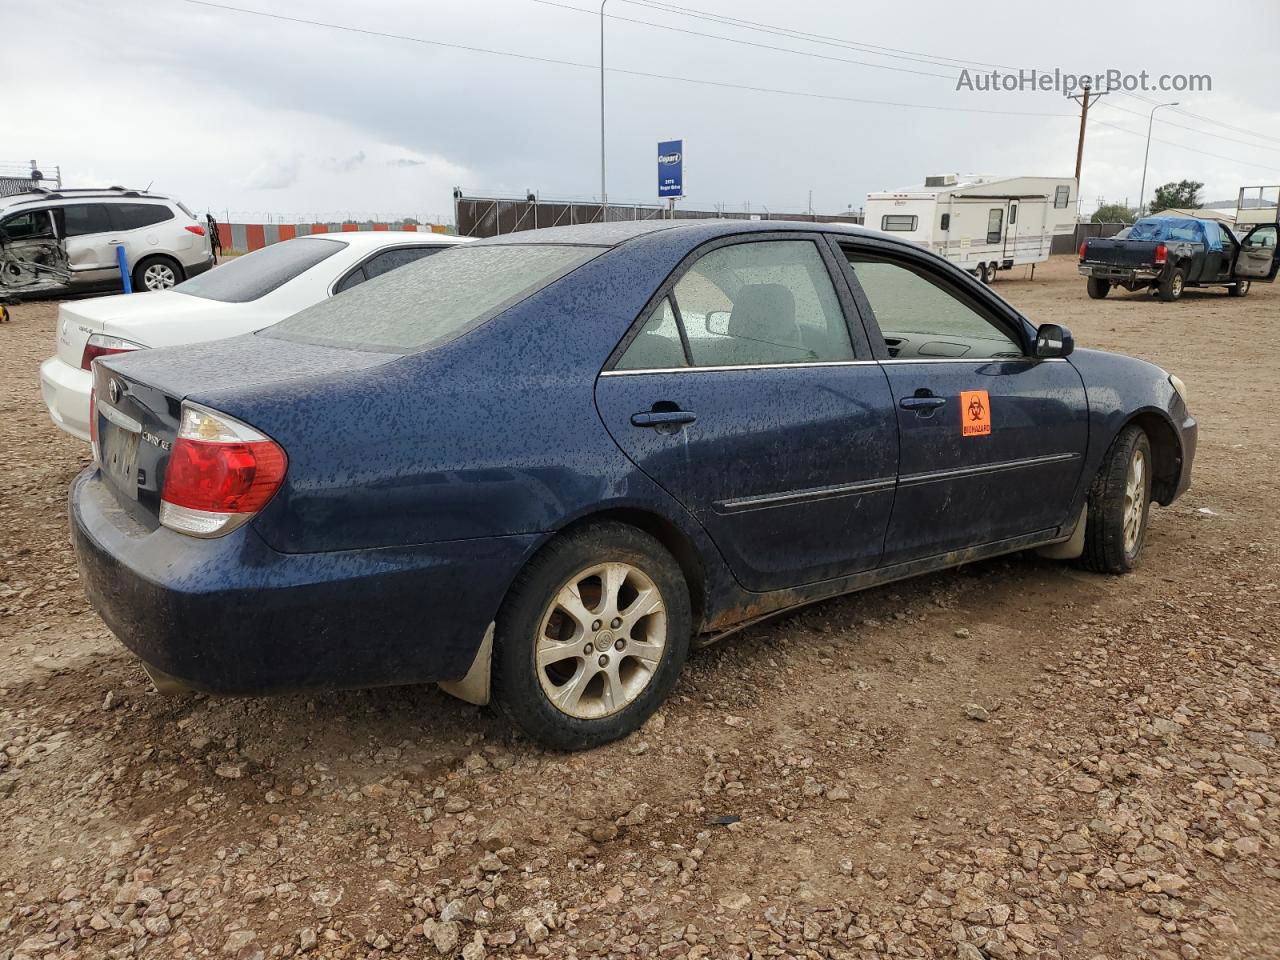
[132,255,183,292]
[1086,277,1111,299]
[1158,267,1185,302]
[492,522,691,750]
[1081,425,1152,574]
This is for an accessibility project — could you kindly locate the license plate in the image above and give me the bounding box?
[102,426,141,500]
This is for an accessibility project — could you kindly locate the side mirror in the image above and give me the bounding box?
[1034,323,1074,358]
[705,310,731,336]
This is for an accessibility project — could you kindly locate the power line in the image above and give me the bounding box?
[1091,118,1280,177]
[173,0,1073,118]
[1097,100,1280,158]
[615,0,1280,156]
[1112,89,1280,149]
[621,0,1021,73]
[528,0,958,80]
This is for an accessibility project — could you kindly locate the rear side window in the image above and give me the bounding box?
[60,203,113,237]
[266,245,599,352]
[175,237,347,303]
[111,203,174,230]
[671,240,853,367]
[881,215,918,232]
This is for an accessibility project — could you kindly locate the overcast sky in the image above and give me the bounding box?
[10,0,1280,223]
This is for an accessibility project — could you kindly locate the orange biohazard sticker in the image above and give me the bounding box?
[960,390,991,437]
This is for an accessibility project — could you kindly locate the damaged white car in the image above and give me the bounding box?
[0,187,214,299]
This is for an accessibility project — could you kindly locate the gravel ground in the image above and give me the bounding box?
[1,257,1278,960]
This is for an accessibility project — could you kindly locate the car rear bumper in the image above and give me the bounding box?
[1079,264,1160,283]
[70,467,538,695]
[40,356,92,442]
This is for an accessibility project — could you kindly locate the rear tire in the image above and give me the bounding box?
[982,263,995,284]
[1080,425,1152,574]
[492,522,691,750]
[1228,279,1251,298]
[1157,267,1185,302]
[1086,277,1111,299]
[132,255,183,292]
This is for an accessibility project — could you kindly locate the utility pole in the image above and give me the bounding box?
[1067,82,1107,186]
[599,0,608,221]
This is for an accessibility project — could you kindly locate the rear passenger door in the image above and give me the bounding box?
[836,240,1089,565]
[110,202,176,275]
[595,235,899,591]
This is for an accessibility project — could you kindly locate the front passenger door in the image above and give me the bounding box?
[596,237,899,591]
[839,246,1089,565]
[1234,224,1280,282]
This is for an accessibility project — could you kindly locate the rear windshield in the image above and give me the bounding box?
[175,237,346,303]
[262,244,599,353]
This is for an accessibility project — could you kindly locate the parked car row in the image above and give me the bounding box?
[39,231,471,440]
[63,217,1207,749]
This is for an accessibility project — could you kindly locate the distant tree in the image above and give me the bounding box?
[1150,180,1203,214]
[399,217,420,226]
[1092,203,1137,224]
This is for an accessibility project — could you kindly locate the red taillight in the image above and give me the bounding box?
[1153,243,1168,265]
[1078,241,1088,261]
[160,404,287,538]
[162,438,287,514]
[185,225,206,237]
[81,334,141,371]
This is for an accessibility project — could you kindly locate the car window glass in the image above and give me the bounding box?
[111,203,174,230]
[175,236,348,303]
[0,210,53,240]
[672,240,852,367]
[615,298,687,370]
[846,256,1023,360]
[362,245,443,281]
[334,267,366,294]
[265,244,599,353]
[1245,225,1276,249]
[61,203,113,238]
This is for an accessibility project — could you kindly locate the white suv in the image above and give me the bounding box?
[0,187,213,297]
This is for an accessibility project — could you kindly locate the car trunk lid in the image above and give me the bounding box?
[92,333,400,524]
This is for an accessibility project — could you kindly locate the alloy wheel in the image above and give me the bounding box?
[1123,449,1146,553]
[143,263,178,290]
[535,562,667,719]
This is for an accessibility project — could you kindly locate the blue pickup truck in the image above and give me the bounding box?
[1079,216,1279,301]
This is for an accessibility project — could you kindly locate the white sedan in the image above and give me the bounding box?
[39,231,472,440]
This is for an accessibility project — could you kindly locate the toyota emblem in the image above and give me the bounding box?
[108,379,121,405]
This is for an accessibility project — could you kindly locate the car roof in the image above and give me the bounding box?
[0,188,172,210]
[473,217,885,248]
[309,230,471,249]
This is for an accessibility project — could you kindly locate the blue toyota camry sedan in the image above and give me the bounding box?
[71,219,1208,750]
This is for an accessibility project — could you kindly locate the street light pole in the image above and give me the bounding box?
[1138,101,1179,216]
[599,0,608,221]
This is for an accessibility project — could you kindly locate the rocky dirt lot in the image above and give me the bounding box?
[1,257,1278,960]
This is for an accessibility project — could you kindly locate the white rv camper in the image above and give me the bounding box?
[864,174,1078,282]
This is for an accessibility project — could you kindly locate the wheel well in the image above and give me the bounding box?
[134,253,184,276]
[1127,412,1181,505]
[556,509,707,630]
